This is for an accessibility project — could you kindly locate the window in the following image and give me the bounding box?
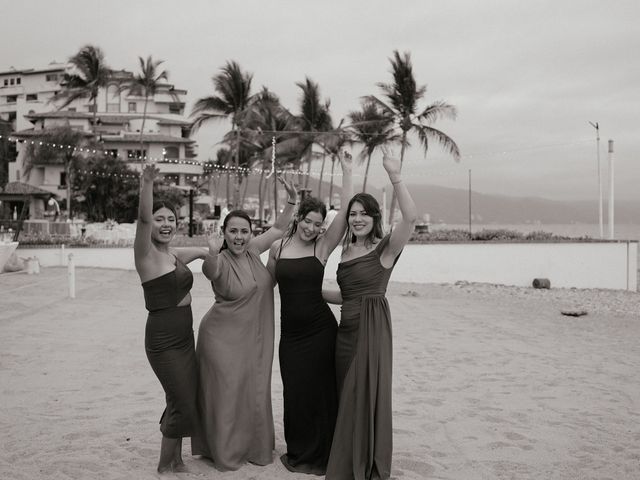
[87,104,96,113]
[163,146,179,159]
[169,104,181,114]
[127,149,146,160]
[67,107,76,112]
[9,79,14,85]
[6,95,17,104]
[45,74,58,82]
[128,102,137,112]
[16,78,20,85]
[3,79,7,86]
[26,94,38,101]
[59,172,67,187]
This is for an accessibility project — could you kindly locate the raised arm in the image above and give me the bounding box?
[201,231,224,281]
[250,175,297,254]
[317,149,353,261]
[380,146,417,266]
[134,164,159,267]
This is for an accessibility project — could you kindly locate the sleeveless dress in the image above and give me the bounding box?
[192,249,276,471]
[141,256,199,438]
[326,235,399,480]
[275,242,338,475]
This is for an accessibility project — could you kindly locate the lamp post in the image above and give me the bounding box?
[468,169,472,237]
[588,121,603,238]
[607,139,614,239]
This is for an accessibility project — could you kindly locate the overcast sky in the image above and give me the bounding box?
[4,0,639,201]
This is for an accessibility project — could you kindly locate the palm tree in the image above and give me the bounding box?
[367,50,460,223]
[119,55,174,163]
[55,45,110,135]
[23,125,93,217]
[348,100,398,192]
[295,77,332,190]
[191,61,253,207]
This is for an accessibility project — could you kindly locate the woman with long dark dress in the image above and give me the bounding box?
[266,151,353,475]
[324,148,417,480]
[191,177,297,471]
[134,164,207,474]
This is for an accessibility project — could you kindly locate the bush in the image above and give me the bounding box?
[410,228,593,243]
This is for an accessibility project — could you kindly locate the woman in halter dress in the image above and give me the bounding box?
[134,164,207,474]
[192,176,297,471]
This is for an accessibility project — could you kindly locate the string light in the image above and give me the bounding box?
[0,133,594,181]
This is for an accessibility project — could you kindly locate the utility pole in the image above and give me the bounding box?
[607,139,614,239]
[468,169,472,237]
[589,121,603,238]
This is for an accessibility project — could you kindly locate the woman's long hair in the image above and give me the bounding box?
[219,209,252,252]
[280,196,326,250]
[342,192,384,250]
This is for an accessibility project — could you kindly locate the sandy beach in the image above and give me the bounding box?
[1,267,639,480]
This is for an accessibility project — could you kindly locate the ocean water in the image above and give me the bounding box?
[432,223,640,242]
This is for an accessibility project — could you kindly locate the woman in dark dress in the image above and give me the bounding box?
[324,147,417,480]
[266,151,353,474]
[134,164,206,473]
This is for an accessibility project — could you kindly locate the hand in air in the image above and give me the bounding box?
[277,175,298,203]
[381,145,401,176]
[206,227,224,255]
[339,148,353,172]
[141,163,161,182]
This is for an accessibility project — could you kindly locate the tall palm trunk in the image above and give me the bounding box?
[91,96,98,136]
[328,154,336,205]
[139,94,149,164]
[387,130,407,224]
[362,152,373,193]
[304,150,312,189]
[317,153,326,198]
[240,175,249,208]
[233,123,241,207]
[65,157,72,219]
[225,171,231,206]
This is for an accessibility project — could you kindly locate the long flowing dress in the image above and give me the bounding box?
[275,250,338,475]
[326,235,399,480]
[141,257,199,438]
[192,249,275,471]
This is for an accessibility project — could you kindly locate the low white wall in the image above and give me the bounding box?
[16,241,638,291]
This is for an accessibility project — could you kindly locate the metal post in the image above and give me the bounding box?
[188,188,194,237]
[607,139,614,239]
[589,122,603,238]
[68,253,76,299]
[468,169,472,237]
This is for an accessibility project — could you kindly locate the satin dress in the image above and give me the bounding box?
[275,245,338,474]
[326,235,399,480]
[192,249,276,470]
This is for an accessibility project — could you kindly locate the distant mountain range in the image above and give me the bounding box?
[220,176,639,224]
[401,183,639,225]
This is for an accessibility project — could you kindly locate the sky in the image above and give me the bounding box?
[3,0,639,202]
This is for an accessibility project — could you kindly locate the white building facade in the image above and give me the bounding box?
[1,63,202,211]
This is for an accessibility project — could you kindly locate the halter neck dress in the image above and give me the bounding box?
[192,249,276,470]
